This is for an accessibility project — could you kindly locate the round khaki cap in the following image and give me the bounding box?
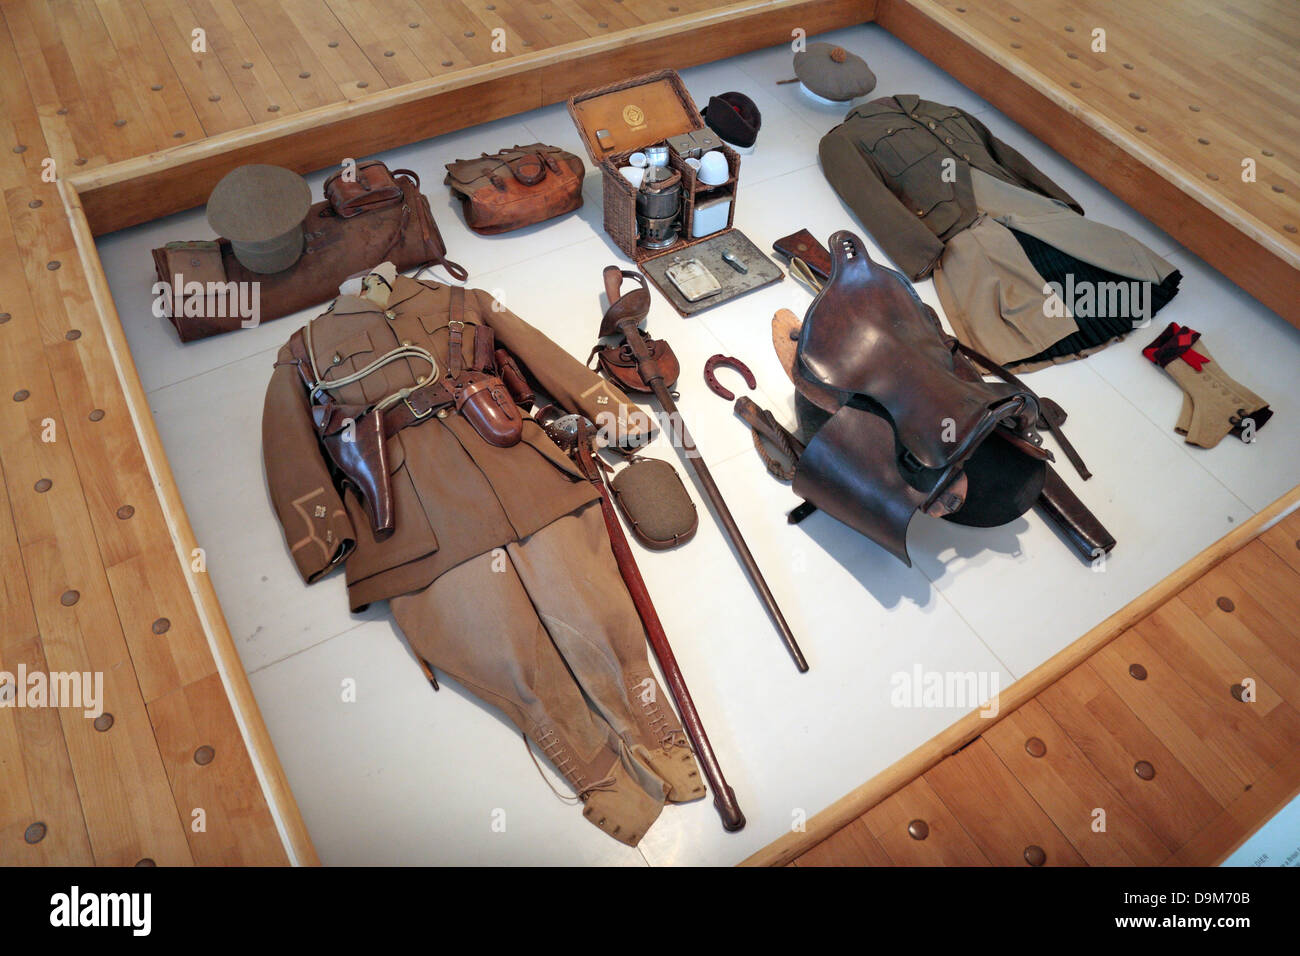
[206,164,311,273]
[793,43,877,102]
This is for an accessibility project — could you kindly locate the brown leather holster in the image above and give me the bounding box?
[283,315,524,536]
[790,231,1108,565]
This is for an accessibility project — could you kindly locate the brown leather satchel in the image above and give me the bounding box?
[323,160,406,217]
[444,143,585,234]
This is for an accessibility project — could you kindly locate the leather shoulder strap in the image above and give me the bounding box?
[447,285,466,377]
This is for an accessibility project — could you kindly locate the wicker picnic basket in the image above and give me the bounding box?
[567,70,740,261]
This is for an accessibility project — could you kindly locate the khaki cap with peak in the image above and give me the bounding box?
[206,164,312,274]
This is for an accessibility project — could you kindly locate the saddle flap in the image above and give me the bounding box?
[796,230,1033,470]
[792,404,926,566]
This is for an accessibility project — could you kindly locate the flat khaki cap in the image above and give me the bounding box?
[206,164,312,274]
[793,42,877,102]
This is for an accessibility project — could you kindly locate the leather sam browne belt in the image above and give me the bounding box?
[282,297,526,536]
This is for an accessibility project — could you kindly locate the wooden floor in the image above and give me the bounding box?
[0,0,1296,866]
[878,0,1300,324]
[790,509,1300,867]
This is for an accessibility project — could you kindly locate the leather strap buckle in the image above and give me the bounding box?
[405,392,435,420]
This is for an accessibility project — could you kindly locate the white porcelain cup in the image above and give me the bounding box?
[620,166,646,187]
[697,150,729,186]
[685,157,702,171]
[628,151,649,168]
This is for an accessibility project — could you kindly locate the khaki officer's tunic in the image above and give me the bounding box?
[819,93,1083,280]
[262,274,639,610]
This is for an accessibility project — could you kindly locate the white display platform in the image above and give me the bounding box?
[96,24,1300,866]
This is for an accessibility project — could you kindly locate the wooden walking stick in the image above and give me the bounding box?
[538,408,746,832]
[598,266,808,672]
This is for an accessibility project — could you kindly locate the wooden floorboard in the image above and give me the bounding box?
[0,0,1295,866]
[792,509,1300,867]
[876,0,1300,326]
[0,0,872,867]
[69,0,869,235]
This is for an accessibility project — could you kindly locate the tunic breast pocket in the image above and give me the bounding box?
[896,165,959,235]
[864,127,938,177]
[940,114,982,147]
[314,329,378,403]
[323,329,375,372]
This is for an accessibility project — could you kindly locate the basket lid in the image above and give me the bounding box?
[567,70,704,162]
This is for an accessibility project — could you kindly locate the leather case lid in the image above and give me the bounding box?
[567,70,704,161]
[640,229,783,317]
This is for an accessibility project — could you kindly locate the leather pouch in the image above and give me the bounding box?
[610,457,697,550]
[445,143,585,234]
[151,241,229,318]
[495,348,534,407]
[594,337,680,393]
[772,229,832,281]
[324,160,404,218]
[451,371,524,447]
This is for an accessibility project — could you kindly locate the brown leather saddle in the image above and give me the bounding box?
[790,231,1072,565]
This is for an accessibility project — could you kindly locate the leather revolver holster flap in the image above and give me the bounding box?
[313,402,394,535]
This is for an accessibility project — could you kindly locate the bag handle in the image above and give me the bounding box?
[391,167,421,190]
[505,151,547,186]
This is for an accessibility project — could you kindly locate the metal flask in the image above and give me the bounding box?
[636,146,681,250]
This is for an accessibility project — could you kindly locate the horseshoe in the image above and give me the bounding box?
[703,353,757,401]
